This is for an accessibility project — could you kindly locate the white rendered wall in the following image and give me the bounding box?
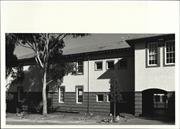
[135,43,175,92]
[62,57,134,92]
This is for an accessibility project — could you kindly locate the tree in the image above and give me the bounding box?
[7,33,86,116]
[6,33,19,90]
[109,79,122,121]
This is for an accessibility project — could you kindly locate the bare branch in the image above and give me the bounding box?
[35,52,44,68]
[18,41,33,50]
[46,80,53,86]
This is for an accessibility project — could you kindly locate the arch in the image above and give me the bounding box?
[142,88,168,116]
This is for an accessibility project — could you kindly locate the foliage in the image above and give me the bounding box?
[109,79,122,103]
[6,33,18,78]
[109,79,122,121]
[6,33,88,115]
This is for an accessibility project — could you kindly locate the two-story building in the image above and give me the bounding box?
[6,34,175,119]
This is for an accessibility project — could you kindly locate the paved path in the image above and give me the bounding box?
[6,117,174,125]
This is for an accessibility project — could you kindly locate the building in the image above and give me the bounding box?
[6,34,175,119]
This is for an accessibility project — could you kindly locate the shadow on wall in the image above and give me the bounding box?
[142,88,175,121]
[97,58,135,115]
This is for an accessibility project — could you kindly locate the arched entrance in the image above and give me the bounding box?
[142,88,167,117]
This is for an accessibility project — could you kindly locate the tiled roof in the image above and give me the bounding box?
[14,34,160,60]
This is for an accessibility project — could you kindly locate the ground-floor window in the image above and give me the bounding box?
[153,93,167,109]
[106,94,110,102]
[96,94,104,102]
[76,86,83,104]
[59,86,65,103]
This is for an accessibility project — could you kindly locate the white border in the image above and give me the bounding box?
[1,1,179,128]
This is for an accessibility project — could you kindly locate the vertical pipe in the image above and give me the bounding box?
[87,56,90,114]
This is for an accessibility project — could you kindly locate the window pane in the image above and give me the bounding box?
[59,87,65,102]
[166,40,175,64]
[95,62,103,70]
[108,94,111,102]
[107,61,114,69]
[162,95,167,102]
[77,61,83,74]
[148,43,158,65]
[97,94,104,102]
[154,95,160,102]
[76,87,83,103]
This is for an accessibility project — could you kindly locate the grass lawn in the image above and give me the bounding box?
[6,112,175,125]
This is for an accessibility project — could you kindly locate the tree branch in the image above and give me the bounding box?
[35,52,44,68]
[50,33,66,50]
[46,80,53,86]
[18,42,33,50]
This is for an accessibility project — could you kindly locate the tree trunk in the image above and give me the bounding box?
[42,69,47,116]
[113,102,116,121]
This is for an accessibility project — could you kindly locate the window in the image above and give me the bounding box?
[118,58,127,69]
[165,40,175,65]
[106,60,114,70]
[147,42,159,66]
[153,93,167,109]
[95,61,103,71]
[76,86,83,104]
[96,94,104,102]
[72,61,84,75]
[154,94,160,102]
[106,94,111,102]
[59,86,65,103]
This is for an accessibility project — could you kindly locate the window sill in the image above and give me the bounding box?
[96,101,103,102]
[146,64,160,68]
[164,63,175,67]
[76,102,83,104]
[95,69,103,71]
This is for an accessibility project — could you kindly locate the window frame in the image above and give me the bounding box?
[94,61,103,71]
[153,93,167,109]
[72,61,84,75]
[106,60,115,70]
[75,86,83,104]
[58,86,65,103]
[146,42,160,67]
[164,40,175,66]
[96,94,104,102]
[106,94,110,102]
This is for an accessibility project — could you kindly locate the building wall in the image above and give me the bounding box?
[52,55,135,114]
[135,42,175,92]
[134,37,175,118]
[7,51,135,114]
[62,57,134,92]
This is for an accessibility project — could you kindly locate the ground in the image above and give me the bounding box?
[6,112,175,125]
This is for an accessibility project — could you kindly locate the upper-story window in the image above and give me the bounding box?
[147,42,159,66]
[95,61,103,71]
[106,60,114,70]
[72,61,84,75]
[165,40,175,65]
